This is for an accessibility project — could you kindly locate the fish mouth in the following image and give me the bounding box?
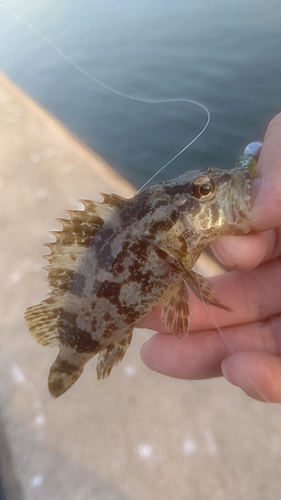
[223,164,252,233]
[247,157,258,177]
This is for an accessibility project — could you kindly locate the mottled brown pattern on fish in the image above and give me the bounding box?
[25,164,252,397]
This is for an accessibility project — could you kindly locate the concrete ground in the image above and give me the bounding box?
[0,71,281,500]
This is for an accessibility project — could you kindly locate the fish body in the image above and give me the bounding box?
[25,159,254,397]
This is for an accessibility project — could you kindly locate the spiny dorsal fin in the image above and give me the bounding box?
[44,195,126,292]
[99,192,127,207]
[53,194,126,247]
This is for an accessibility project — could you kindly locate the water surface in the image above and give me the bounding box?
[0,0,280,187]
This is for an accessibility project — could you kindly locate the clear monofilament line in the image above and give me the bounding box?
[137,102,210,192]
[192,254,281,407]
[2,2,279,412]
[137,204,273,406]
[0,3,210,188]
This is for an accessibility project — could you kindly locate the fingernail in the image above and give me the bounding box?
[211,244,234,268]
[221,359,237,387]
[140,342,148,365]
[221,360,231,382]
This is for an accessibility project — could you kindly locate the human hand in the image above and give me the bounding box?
[139,112,281,403]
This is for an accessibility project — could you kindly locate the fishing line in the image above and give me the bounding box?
[190,244,281,408]
[144,194,279,408]
[143,142,278,408]
[178,234,275,406]
[2,3,276,409]
[0,2,210,188]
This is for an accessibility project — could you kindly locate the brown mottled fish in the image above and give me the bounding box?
[25,148,259,397]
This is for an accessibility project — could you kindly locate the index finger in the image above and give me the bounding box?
[138,254,281,333]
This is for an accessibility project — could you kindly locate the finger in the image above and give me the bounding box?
[138,256,281,333]
[191,257,281,331]
[211,228,281,270]
[140,329,232,380]
[251,112,281,232]
[210,113,281,270]
[141,311,280,379]
[222,352,281,403]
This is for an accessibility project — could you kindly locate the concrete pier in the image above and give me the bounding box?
[0,72,281,500]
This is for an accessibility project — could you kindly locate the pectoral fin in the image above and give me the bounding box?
[161,279,190,339]
[185,269,232,312]
[96,331,133,379]
[153,241,200,272]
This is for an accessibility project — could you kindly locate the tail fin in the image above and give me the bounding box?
[25,301,97,397]
[48,346,91,398]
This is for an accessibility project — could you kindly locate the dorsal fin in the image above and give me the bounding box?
[25,299,61,347]
[44,195,126,292]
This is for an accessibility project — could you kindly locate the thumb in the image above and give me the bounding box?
[222,351,281,403]
[250,112,281,232]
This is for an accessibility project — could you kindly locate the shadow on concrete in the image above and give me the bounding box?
[0,411,24,500]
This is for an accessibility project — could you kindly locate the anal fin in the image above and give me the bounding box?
[96,332,133,379]
[161,279,190,339]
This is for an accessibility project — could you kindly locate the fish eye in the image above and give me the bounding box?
[190,176,216,200]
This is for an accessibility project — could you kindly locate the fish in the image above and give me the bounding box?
[25,150,259,397]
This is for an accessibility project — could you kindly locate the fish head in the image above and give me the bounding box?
[156,163,253,248]
[190,163,252,235]
[140,161,253,264]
